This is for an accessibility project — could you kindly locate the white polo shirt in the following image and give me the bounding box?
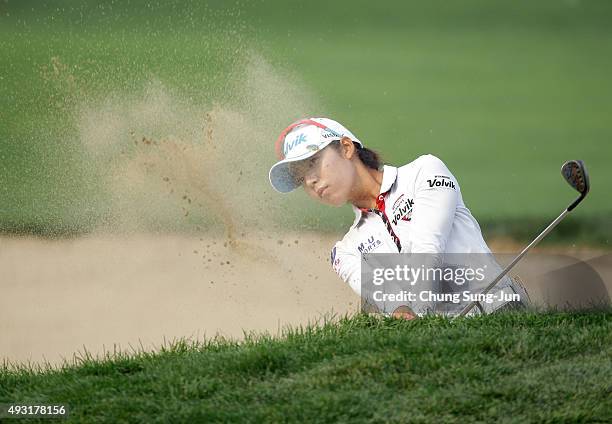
[330,154,518,313]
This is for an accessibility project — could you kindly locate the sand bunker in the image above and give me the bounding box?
[0,232,357,366]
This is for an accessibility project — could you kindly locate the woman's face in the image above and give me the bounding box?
[289,142,357,207]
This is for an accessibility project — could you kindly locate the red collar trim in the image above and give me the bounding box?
[359,191,390,213]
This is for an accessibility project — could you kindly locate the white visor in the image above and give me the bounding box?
[268,117,363,193]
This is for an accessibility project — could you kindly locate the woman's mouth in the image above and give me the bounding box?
[316,186,328,197]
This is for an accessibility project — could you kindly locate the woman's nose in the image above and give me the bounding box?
[304,172,317,188]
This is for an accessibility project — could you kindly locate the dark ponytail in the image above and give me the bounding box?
[355,143,382,170]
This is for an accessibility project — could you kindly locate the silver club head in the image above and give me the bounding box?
[561,160,589,195]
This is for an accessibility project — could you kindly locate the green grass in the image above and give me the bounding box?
[1,311,611,423]
[1,0,611,243]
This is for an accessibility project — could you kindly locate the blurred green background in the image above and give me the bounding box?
[1,0,611,244]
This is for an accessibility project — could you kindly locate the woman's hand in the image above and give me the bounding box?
[391,305,417,320]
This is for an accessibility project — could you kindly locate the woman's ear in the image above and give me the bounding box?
[340,136,356,159]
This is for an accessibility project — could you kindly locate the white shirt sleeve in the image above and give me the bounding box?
[330,243,362,296]
[403,155,459,255]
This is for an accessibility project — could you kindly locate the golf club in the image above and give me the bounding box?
[457,160,590,317]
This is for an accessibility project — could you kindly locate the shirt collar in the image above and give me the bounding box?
[350,165,399,229]
[379,164,398,194]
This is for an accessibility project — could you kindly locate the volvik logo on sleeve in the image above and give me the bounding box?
[427,175,456,190]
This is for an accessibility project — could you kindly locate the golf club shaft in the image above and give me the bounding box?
[457,208,570,317]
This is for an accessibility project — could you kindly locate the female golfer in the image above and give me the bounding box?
[268,117,528,317]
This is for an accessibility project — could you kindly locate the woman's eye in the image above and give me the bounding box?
[292,173,304,184]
